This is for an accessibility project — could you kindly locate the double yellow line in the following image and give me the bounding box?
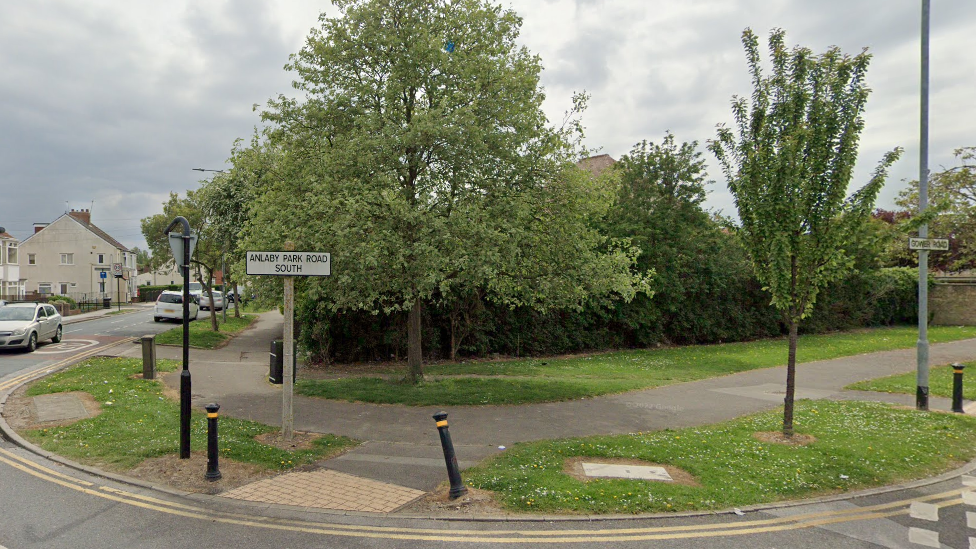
[0,340,969,542]
[0,337,133,394]
[0,445,966,543]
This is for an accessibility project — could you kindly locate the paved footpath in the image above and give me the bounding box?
[59,311,976,511]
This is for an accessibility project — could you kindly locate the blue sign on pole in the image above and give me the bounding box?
[100,271,107,279]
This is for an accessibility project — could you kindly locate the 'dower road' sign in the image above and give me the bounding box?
[246,251,331,276]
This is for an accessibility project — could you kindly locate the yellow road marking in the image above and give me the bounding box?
[2,341,971,542]
[0,446,967,543]
[0,337,133,393]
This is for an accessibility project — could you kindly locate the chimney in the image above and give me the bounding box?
[34,223,49,233]
[69,208,91,225]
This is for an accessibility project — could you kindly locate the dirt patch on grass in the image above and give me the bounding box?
[400,486,508,516]
[753,431,817,446]
[254,430,321,451]
[125,453,275,495]
[562,456,700,487]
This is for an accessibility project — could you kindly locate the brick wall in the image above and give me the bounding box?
[930,283,976,325]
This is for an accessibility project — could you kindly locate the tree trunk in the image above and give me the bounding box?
[783,319,798,437]
[407,297,423,383]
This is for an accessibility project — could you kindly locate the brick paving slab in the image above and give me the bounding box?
[220,469,424,513]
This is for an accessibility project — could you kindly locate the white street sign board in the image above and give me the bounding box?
[111,262,123,277]
[909,238,949,251]
[246,251,331,276]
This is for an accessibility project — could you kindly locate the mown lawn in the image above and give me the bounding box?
[23,357,357,470]
[465,400,976,514]
[297,325,976,405]
[154,314,255,349]
[847,360,976,400]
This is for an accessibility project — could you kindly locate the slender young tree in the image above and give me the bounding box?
[709,28,901,436]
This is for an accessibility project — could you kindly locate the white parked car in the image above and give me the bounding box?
[154,291,200,322]
[0,302,63,352]
[199,291,224,311]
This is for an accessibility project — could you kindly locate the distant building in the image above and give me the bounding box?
[19,209,137,302]
[0,227,24,300]
[577,154,616,177]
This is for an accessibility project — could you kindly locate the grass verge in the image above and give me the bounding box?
[154,314,256,349]
[297,325,976,406]
[847,360,976,400]
[465,400,976,514]
[22,357,357,470]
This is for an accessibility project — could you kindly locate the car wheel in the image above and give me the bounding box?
[154,317,161,322]
[52,325,63,343]
[26,332,38,353]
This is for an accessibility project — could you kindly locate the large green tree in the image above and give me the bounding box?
[709,28,901,436]
[243,0,645,381]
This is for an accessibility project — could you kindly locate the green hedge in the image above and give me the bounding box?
[297,267,920,364]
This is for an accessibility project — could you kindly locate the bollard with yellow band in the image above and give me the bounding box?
[205,403,222,480]
[952,363,966,414]
[432,411,467,499]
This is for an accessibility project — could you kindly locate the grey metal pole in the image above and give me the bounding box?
[282,241,295,442]
[916,0,931,411]
[221,252,227,324]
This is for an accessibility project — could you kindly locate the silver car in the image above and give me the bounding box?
[0,303,63,352]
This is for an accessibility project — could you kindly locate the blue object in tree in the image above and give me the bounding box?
[444,40,455,53]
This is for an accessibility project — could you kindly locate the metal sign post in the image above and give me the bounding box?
[163,217,195,458]
[246,246,331,441]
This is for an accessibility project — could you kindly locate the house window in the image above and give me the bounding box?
[60,253,74,265]
[59,283,69,295]
[5,244,15,265]
[28,253,36,265]
[38,283,52,294]
[97,254,106,264]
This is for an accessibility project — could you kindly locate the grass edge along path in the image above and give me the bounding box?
[154,313,256,349]
[297,325,976,406]
[847,360,976,401]
[21,357,358,471]
[464,400,976,514]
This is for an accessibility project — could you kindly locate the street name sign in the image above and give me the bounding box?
[246,251,331,276]
[909,238,950,251]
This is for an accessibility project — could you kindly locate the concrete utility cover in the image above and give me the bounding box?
[32,393,91,423]
[582,462,673,481]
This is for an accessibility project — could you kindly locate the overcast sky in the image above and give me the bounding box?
[1,1,973,253]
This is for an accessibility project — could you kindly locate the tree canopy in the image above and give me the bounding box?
[240,0,646,380]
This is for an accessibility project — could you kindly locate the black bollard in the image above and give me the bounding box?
[952,363,966,414]
[205,403,222,481]
[433,411,467,499]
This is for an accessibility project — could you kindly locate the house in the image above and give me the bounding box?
[19,209,137,303]
[135,261,182,287]
[0,227,24,300]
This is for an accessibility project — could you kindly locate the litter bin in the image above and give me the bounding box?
[102,297,111,309]
[269,339,297,384]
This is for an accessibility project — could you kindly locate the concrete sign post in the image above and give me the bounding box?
[246,246,331,441]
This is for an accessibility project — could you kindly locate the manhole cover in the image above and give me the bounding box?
[581,462,673,481]
[33,393,91,423]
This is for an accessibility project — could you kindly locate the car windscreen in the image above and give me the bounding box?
[0,307,36,321]
[158,294,183,304]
